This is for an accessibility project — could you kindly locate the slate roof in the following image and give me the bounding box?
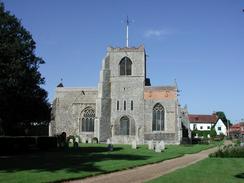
[188,114,218,124]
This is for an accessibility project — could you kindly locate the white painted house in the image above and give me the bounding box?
[189,114,218,131]
[214,119,227,135]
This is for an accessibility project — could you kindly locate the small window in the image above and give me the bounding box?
[117,101,119,111]
[124,101,126,110]
[207,126,210,129]
[218,127,221,131]
[131,101,133,111]
[200,126,203,130]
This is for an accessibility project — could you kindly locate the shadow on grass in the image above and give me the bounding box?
[0,146,150,174]
[235,173,244,179]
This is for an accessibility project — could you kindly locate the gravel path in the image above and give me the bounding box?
[66,145,220,183]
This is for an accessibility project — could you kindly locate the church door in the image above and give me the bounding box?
[120,116,130,135]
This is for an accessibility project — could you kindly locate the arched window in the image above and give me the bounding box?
[80,107,95,132]
[119,57,132,75]
[152,103,164,131]
[120,116,130,135]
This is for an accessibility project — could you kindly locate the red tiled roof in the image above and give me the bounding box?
[188,114,218,123]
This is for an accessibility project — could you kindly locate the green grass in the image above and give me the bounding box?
[0,143,217,183]
[148,158,244,183]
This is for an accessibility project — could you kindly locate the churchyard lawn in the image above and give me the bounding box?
[148,157,244,183]
[0,143,219,183]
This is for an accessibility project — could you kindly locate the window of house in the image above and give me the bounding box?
[152,103,164,131]
[80,107,95,132]
[119,57,132,76]
[200,126,203,130]
[131,100,133,111]
[207,126,210,129]
[117,101,119,111]
[124,100,126,110]
[218,127,221,131]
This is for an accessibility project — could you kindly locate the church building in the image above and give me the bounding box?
[50,45,183,144]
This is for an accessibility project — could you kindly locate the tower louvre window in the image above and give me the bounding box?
[124,100,126,110]
[131,100,133,110]
[119,57,132,75]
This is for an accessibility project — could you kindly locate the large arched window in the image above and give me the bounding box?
[152,103,164,131]
[120,116,130,135]
[80,107,95,132]
[119,57,132,75]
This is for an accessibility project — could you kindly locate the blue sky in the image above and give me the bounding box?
[2,0,244,122]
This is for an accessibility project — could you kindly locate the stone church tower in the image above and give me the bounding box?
[50,45,182,144]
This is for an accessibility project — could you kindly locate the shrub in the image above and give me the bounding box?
[210,128,217,138]
[0,136,37,153]
[209,144,244,158]
[37,136,57,150]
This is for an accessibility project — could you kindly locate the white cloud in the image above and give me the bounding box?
[144,29,172,38]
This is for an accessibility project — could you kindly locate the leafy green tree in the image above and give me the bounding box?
[210,127,217,138]
[0,3,50,135]
[215,111,228,123]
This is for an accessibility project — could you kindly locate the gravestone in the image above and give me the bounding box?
[148,140,154,150]
[81,137,86,144]
[132,140,137,149]
[69,138,74,144]
[207,134,210,138]
[159,140,165,151]
[106,138,111,144]
[155,142,161,153]
[195,134,198,138]
[75,137,79,143]
[88,138,92,143]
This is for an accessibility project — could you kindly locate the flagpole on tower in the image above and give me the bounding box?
[126,16,129,47]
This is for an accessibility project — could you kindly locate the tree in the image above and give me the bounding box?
[215,111,228,123]
[0,3,50,135]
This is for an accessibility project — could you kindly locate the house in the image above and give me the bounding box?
[188,114,218,131]
[229,122,244,139]
[213,118,227,136]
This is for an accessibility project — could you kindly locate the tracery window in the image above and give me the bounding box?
[119,57,132,75]
[120,116,130,135]
[152,103,164,131]
[80,107,95,132]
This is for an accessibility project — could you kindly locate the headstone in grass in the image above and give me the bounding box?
[195,134,198,138]
[106,138,111,144]
[75,137,79,143]
[240,142,244,147]
[207,134,210,138]
[148,140,154,150]
[88,138,92,143]
[132,140,137,149]
[69,138,74,144]
[155,142,161,153]
[81,137,86,144]
[159,140,165,151]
